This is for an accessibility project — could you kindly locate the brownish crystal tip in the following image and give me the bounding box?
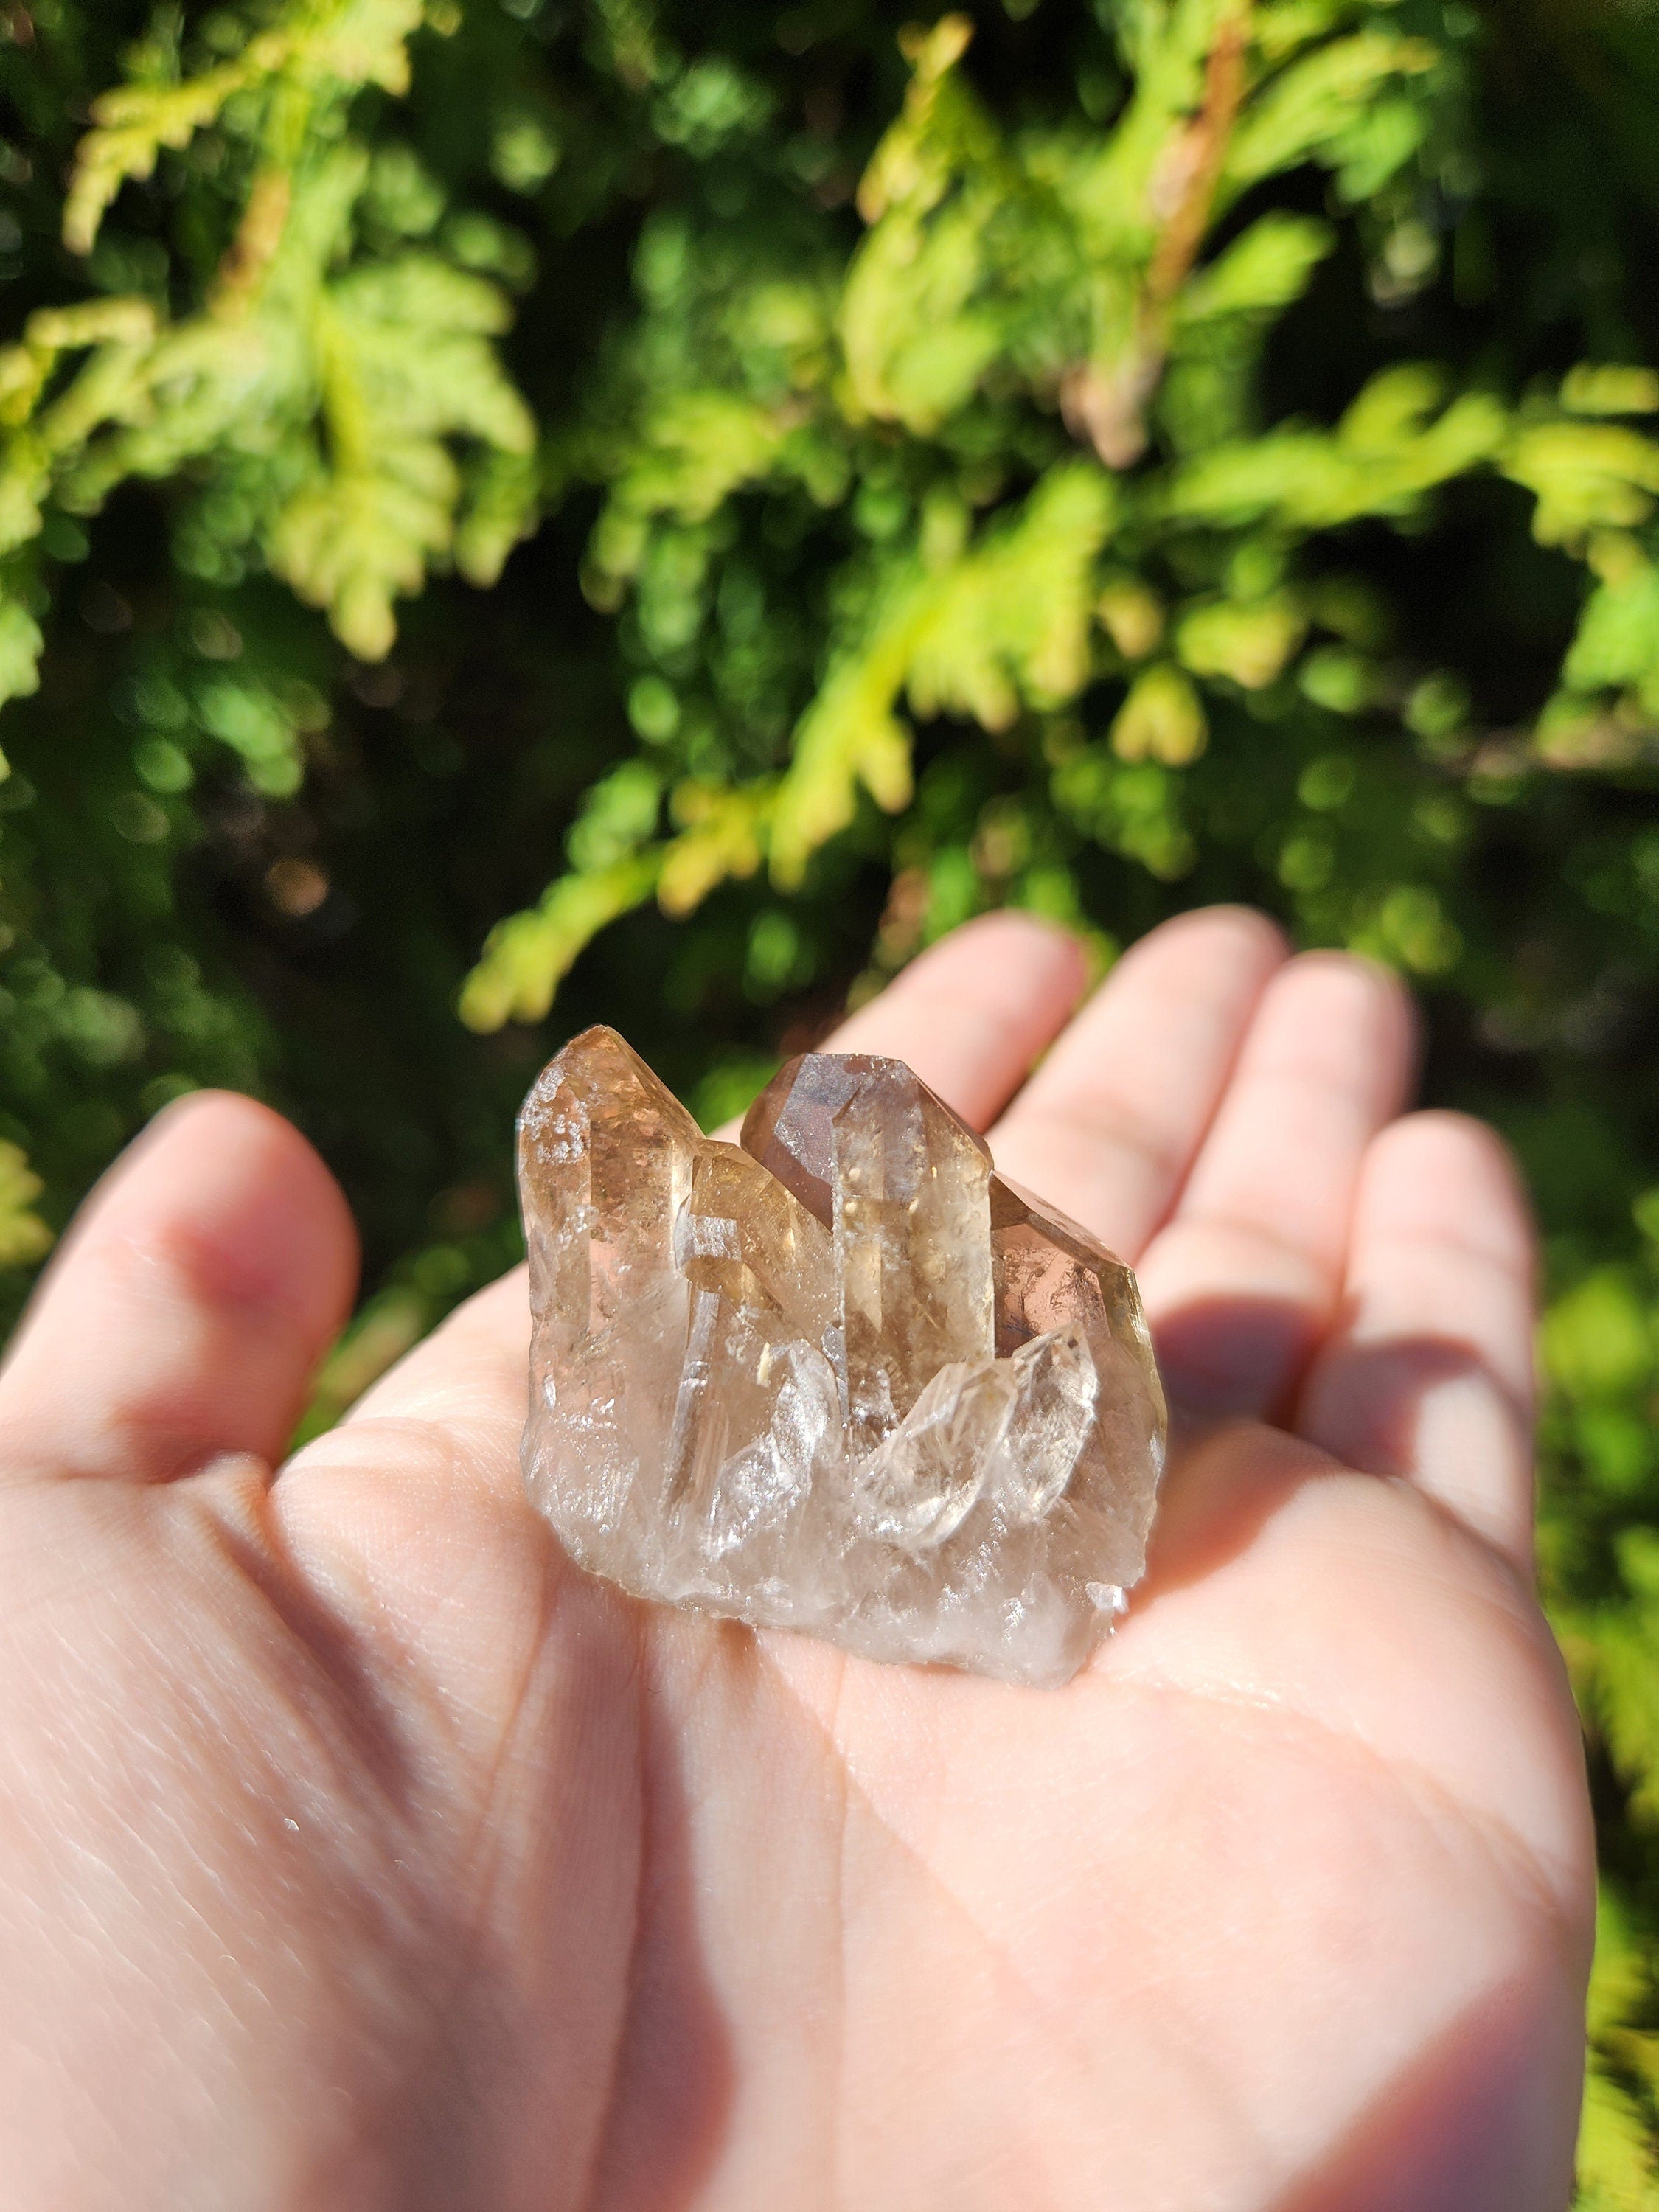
[741,1051,992,1230]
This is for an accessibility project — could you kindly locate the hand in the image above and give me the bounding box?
[0,908,1592,2212]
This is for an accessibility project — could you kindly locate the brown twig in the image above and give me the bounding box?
[211,165,292,319]
[1147,7,1251,312]
[1064,1,1253,470]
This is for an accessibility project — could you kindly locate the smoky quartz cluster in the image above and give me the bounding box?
[518,1029,1166,1686]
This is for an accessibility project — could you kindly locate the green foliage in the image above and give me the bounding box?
[6,4,1659,2193]
[462,8,1659,1020]
[0,1139,52,1269]
[2,0,532,675]
[1579,1885,1659,2210]
[1548,1203,1659,2201]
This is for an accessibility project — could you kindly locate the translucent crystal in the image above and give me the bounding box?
[747,1052,994,1453]
[519,1029,1168,1686]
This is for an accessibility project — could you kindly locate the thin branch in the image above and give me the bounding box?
[1064,1,1253,470]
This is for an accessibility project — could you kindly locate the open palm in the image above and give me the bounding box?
[0,907,1592,2212]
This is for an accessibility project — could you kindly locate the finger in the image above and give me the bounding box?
[1294,1113,1538,1574]
[733,910,1089,1136]
[988,906,1287,1259]
[270,1267,577,1795]
[1137,953,1416,1420]
[276,1267,532,1508]
[0,1094,358,1486]
[342,1267,527,1453]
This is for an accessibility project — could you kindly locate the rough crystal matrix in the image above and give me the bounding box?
[518,1029,1166,1686]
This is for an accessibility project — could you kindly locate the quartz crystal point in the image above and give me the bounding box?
[519,1029,1167,1686]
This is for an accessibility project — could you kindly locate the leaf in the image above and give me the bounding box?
[1253,0,1384,66]
[1580,1534,1659,1824]
[908,464,1119,720]
[1163,369,1509,527]
[1562,560,1659,708]
[63,1,432,257]
[299,0,431,94]
[293,1287,433,1445]
[1505,422,1659,549]
[65,62,257,257]
[1340,360,1450,447]
[1098,576,1166,659]
[1223,29,1438,202]
[855,15,986,226]
[459,852,665,1032]
[9,15,539,690]
[768,619,922,890]
[1175,591,1307,686]
[1177,212,1335,324]
[265,256,535,656]
[1563,366,1659,420]
[326,259,534,453]
[268,442,458,662]
[1050,740,1197,878]
[1578,1890,1659,2211]
[1590,1887,1649,2046]
[1111,663,1209,764]
[843,230,1009,434]
[658,784,769,916]
[1579,2062,1659,2212]
[564,760,664,872]
[771,462,1117,887]
[0,596,43,712]
[841,19,1074,433]
[0,1141,53,1269]
[194,677,305,794]
[454,449,541,589]
[595,392,793,574]
[0,446,49,559]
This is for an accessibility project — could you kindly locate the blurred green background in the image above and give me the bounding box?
[4,0,1659,2193]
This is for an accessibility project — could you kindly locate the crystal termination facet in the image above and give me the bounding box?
[518,1029,1166,1686]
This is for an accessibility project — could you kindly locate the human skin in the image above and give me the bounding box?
[0,905,1593,2211]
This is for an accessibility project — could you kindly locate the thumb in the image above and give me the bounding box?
[0,1093,358,1488]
